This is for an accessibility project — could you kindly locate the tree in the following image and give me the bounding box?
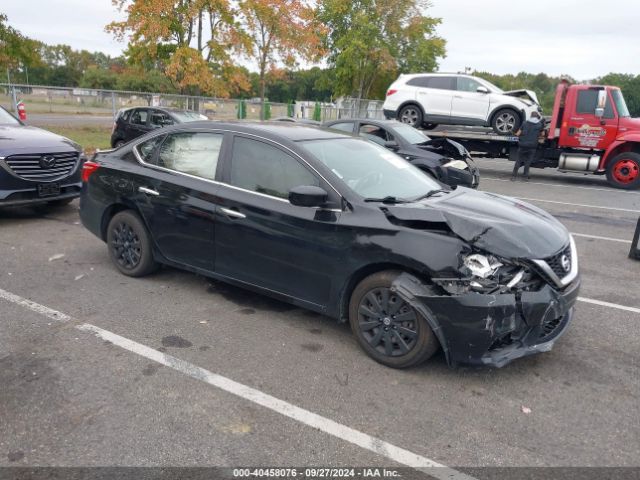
[0,14,41,81]
[318,0,446,100]
[238,0,324,114]
[108,0,250,97]
[598,73,640,117]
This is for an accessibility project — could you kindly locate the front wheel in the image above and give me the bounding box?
[398,105,423,128]
[606,152,640,189]
[349,271,439,368]
[107,210,158,277]
[491,108,521,134]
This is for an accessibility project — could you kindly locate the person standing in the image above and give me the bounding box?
[512,111,544,181]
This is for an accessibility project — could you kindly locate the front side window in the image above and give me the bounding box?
[229,137,319,199]
[576,90,614,118]
[392,124,430,145]
[301,138,440,199]
[156,132,223,180]
[150,112,174,128]
[359,124,393,146]
[130,109,148,125]
[457,77,484,92]
[328,122,355,133]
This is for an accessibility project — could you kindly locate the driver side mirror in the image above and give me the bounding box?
[595,89,607,118]
[289,185,328,208]
[384,140,399,150]
[476,86,490,94]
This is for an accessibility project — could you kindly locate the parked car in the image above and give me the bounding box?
[0,105,83,208]
[383,73,541,134]
[323,118,479,188]
[110,107,208,148]
[273,117,321,125]
[80,122,579,369]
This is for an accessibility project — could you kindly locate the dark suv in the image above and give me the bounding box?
[110,107,208,148]
[0,106,83,208]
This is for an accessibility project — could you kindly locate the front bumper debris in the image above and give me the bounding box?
[391,272,580,368]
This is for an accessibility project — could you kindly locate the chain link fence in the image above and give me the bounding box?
[0,83,386,122]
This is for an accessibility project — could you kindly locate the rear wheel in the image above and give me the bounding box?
[606,152,640,189]
[113,139,125,148]
[349,271,439,368]
[398,105,423,128]
[491,108,521,134]
[107,210,158,277]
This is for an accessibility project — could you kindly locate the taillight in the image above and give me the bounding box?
[386,89,398,96]
[82,161,100,182]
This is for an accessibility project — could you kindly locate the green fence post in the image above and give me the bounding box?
[313,102,322,122]
[287,100,294,118]
[263,101,271,120]
[237,99,246,119]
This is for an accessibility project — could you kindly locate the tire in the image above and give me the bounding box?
[348,270,439,368]
[113,139,125,148]
[398,105,423,128]
[422,123,438,131]
[48,197,74,207]
[106,210,158,277]
[491,108,521,135]
[605,152,640,190]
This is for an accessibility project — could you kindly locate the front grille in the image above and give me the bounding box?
[4,152,79,182]
[543,244,572,278]
[539,316,563,340]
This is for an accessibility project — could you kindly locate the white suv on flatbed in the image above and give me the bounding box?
[382,73,541,134]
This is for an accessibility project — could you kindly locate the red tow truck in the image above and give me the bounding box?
[428,80,640,189]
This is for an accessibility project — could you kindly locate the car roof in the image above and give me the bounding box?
[164,121,352,142]
[325,118,403,127]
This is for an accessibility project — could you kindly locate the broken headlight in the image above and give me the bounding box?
[442,159,469,171]
[435,253,538,295]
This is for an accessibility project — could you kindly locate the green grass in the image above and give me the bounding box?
[39,124,111,153]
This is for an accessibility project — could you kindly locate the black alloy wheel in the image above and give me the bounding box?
[349,271,439,368]
[107,210,158,277]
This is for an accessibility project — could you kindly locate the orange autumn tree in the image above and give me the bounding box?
[107,0,250,97]
[239,0,325,116]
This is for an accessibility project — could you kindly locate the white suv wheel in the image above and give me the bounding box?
[495,111,517,133]
[399,107,421,127]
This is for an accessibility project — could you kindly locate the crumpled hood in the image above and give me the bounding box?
[504,89,540,105]
[384,188,569,259]
[0,125,81,157]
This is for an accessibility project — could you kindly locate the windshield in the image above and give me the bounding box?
[612,89,630,117]
[171,111,208,122]
[480,78,503,94]
[392,124,431,145]
[0,107,20,125]
[300,138,440,200]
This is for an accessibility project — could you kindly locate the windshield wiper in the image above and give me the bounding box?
[413,189,450,201]
[363,196,410,204]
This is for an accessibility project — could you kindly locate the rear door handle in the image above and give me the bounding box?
[219,207,246,219]
[138,186,160,196]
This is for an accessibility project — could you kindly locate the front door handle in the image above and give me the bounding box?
[138,186,160,196]
[219,207,246,219]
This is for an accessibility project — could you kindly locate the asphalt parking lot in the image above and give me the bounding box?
[1,160,639,475]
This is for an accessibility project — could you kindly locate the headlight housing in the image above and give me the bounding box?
[443,159,469,171]
[434,252,541,295]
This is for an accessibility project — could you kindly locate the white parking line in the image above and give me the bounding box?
[515,197,640,214]
[483,176,640,195]
[0,288,471,480]
[578,297,640,314]
[571,233,632,244]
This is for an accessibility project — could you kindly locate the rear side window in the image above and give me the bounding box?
[406,76,430,88]
[576,90,614,119]
[427,77,455,90]
[136,135,165,162]
[120,109,132,123]
[157,132,223,180]
[229,137,319,199]
[328,122,355,133]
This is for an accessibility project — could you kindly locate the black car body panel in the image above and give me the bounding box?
[0,112,83,207]
[81,121,579,368]
[322,119,480,188]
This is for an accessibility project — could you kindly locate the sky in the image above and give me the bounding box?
[3,0,640,80]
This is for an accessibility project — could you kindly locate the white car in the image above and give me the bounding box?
[382,73,541,134]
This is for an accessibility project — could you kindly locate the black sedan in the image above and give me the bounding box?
[80,122,580,368]
[323,118,479,188]
[110,107,208,148]
[0,106,83,208]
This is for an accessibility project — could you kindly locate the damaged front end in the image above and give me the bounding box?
[390,246,580,368]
